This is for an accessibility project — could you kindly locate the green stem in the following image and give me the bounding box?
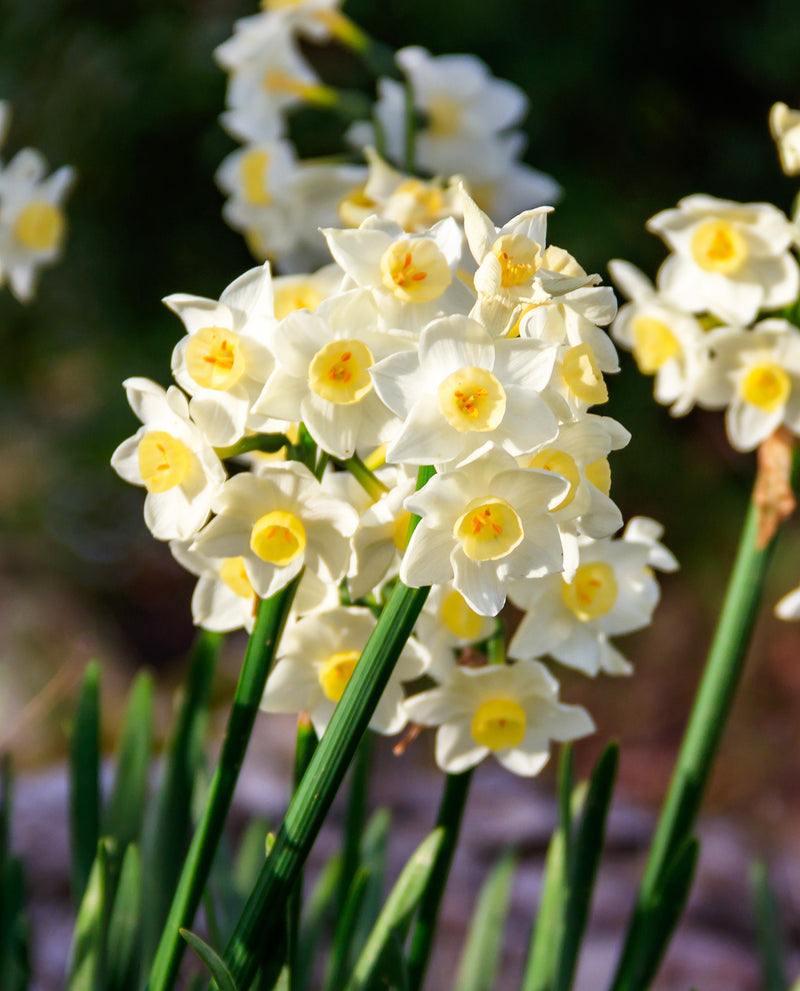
[487,617,506,666]
[289,716,318,991]
[610,491,781,991]
[219,578,431,989]
[146,578,300,991]
[403,77,417,175]
[406,770,473,991]
[215,434,290,460]
[337,453,389,501]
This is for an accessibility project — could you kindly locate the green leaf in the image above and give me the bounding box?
[105,672,154,854]
[454,852,516,991]
[325,867,371,991]
[751,860,788,991]
[141,632,220,968]
[522,827,567,991]
[554,743,619,991]
[345,828,445,991]
[294,853,342,991]
[351,809,391,960]
[69,662,101,909]
[67,838,113,991]
[106,844,141,991]
[181,929,240,991]
[0,855,31,991]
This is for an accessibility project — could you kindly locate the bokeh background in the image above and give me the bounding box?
[3,0,800,928]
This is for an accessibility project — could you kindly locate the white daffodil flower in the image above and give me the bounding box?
[219,22,321,143]
[693,319,800,451]
[347,467,417,600]
[769,103,800,176]
[0,148,75,301]
[166,264,277,448]
[776,584,800,620]
[508,534,663,676]
[414,581,495,681]
[648,194,800,325]
[253,289,412,459]
[111,378,226,541]
[323,215,474,334]
[622,516,679,572]
[468,158,562,229]
[609,259,710,417]
[271,264,344,320]
[370,313,559,468]
[191,460,358,599]
[215,0,345,67]
[403,659,594,777]
[400,444,568,616]
[262,605,429,736]
[339,148,462,234]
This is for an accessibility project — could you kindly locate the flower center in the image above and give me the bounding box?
[471,698,527,750]
[318,649,360,702]
[440,589,484,641]
[425,95,462,136]
[273,282,325,320]
[631,315,681,373]
[690,220,748,274]
[561,344,608,405]
[185,326,246,390]
[491,234,542,288]
[239,149,272,206]
[14,201,65,251]
[392,509,412,552]
[137,431,192,494]
[454,496,523,562]
[338,185,377,226]
[250,510,306,566]
[308,339,374,404]
[437,367,507,432]
[561,561,618,621]
[740,361,791,411]
[220,556,256,599]
[527,449,581,511]
[585,458,612,496]
[380,238,452,303]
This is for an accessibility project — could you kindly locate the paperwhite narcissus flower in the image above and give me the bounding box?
[400,444,568,616]
[696,319,800,451]
[271,264,343,320]
[776,584,800,620]
[508,532,664,676]
[191,461,358,599]
[253,289,413,459]
[323,216,474,334]
[370,314,559,467]
[647,195,800,325]
[215,0,345,65]
[769,103,800,176]
[166,264,277,447]
[111,378,226,541]
[0,148,75,301]
[403,659,594,776]
[415,581,495,681]
[609,259,709,417]
[262,606,429,736]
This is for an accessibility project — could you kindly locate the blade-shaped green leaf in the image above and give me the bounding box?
[141,632,220,968]
[522,827,567,991]
[454,852,516,991]
[295,853,342,991]
[0,855,31,991]
[181,929,240,991]
[106,844,141,991]
[554,743,618,991]
[69,662,101,909]
[751,860,788,991]
[67,838,113,991]
[105,672,154,853]
[325,867,371,991]
[345,828,445,991]
[351,809,391,961]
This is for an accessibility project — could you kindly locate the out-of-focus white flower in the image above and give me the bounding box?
[262,605,429,736]
[216,0,345,64]
[371,313,558,467]
[111,378,226,541]
[0,148,75,301]
[166,263,277,447]
[254,289,413,459]
[191,460,358,599]
[403,658,593,776]
[769,102,800,176]
[648,195,799,325]
[508,533,664,676]
[622,516,679,572]
[271,264,343,319]
[776,583,800,620]
[400,444,567,616]
[415,581,495,680]
[323,216,474,333]
[609,259,709,417]
[694,319,800,451]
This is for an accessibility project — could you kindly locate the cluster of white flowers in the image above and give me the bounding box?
[0,101,75,301]
[212,1,559,271]
[113,169,674,778]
